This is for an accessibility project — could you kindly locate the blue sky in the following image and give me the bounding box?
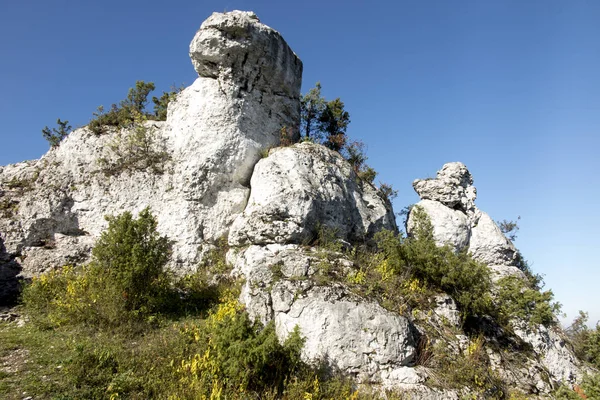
[1,0,599,326]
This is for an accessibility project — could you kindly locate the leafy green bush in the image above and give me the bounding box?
[89,80,157,134]
[152,85,183,121]
[172,296,305,397]
[374,207,494,320]
[300,82,350,152]
[90,207,172,313]
[496,275,560,328]
[23,208,174,327]
[554,374,600,399]
[566,311,600,369]
[41,118,71,148]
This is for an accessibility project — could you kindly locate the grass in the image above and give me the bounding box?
[0,313,207,399]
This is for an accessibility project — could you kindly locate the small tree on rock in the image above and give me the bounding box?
[319,98,350,151]
[42,118,72,148]
[300,82,326,139]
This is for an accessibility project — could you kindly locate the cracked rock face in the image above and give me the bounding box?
[190,11,302,98]
[0,10,302,302]
[229,142,396,246]
[228,244,419,386]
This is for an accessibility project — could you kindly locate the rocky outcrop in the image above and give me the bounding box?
[408,162,582,388]
[0,9,586,398]
[0,10,302,302]
[408,162,521,279]
[412,162,477,217]
[227,143,411,386]
[229,143,396,246]
[228,244,421,386]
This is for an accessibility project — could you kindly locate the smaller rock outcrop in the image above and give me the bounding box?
[408,162,583,388]
[412,162,477,216]
[229,143,396,246]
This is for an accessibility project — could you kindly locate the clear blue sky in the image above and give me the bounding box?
[1,0,599,326]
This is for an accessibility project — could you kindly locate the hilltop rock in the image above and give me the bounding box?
[190,11,302,98]
[229,143,396,246]
[0,10,302,302]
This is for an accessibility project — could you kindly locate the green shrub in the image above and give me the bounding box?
[152,85,183,121]
[374,207,494,320]
[90,207,172,313]
[23,208,174,328]
[97,111,170,175]
[89,80,156,134]
[554,374,600,399]
[171,296,305,397]
[41,118,71,148]
[566,311,600,369]
[378,182,398,202]
[496,275,560,328]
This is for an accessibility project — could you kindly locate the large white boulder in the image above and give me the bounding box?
[406,199,470,252]
[468,211,518,266]
[228,244,419,386]
[229,142,396,246]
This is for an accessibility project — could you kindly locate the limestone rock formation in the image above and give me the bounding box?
[412,162,477,216]
[229,143,396,246]
[408,162,582,388]
[406,199,470,252]
[228,244,421,386]
[226,143,409,385]
[0,10,302,302]
[0,10,588,398]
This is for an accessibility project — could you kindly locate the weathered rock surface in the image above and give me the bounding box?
[0,10,302,302]
[228,244,421,386]
[412,162,476,216]
[190,11,302,98]
[409,162,583,388]
[229,143,396,246]
[513,322,582,384]
[406,199,470,252]
[468,210,518,266]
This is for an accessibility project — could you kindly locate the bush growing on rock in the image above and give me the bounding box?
[41,118,72,148]
[23,208,175,327]
[172,295,305,397]
[566,311,600,369]
[97,111,170,175]
[89,80,177,134]
[496,275,560,328]
[152,85,183,121]
[374,206,494,321]
[300,82,350,152]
